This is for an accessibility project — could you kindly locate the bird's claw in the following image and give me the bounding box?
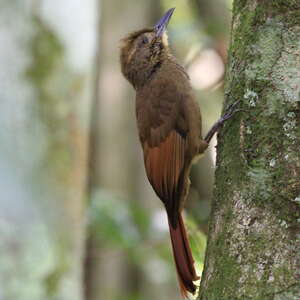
[204,100,242,144]
[223,100,241,117]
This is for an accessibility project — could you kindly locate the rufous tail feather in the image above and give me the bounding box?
[168,213,199,298]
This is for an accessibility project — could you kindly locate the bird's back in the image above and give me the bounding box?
[136,59,203,160]
[135,59,203,224]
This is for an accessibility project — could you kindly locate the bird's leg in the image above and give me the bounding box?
[204,100,241,144]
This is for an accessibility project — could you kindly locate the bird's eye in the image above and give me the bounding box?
[142,36,149,44]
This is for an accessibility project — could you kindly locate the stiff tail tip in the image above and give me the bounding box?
[168,213,200,298]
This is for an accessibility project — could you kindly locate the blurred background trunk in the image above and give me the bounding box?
[191,0,230,61]
[189,0,231,233]
[0,1,98,299]
[198,1,300,299]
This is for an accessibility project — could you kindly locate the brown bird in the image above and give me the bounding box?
[120,8,238,297]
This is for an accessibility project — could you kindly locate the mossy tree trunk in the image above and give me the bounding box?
[0,1,98,300]
[198,1,300,299]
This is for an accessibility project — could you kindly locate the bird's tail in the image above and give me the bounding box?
[168,213,199,298]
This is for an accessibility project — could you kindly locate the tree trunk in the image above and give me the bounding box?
[198,1,300,299]
[0,1,98,300]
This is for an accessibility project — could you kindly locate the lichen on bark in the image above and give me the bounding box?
[198,1,300,299]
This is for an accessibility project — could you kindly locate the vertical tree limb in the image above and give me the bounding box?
[0,1,98,299]
[198,1,300,299]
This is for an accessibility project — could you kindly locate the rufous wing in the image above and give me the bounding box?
[136,78,189,224]
[143,130,185,219]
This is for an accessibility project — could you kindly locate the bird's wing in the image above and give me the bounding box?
[136,78,189,222]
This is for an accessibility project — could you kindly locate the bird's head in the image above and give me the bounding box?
[120,8,175,88]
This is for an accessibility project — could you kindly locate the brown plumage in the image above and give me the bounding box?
[120,8,208,297]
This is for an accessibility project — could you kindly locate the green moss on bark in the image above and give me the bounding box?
[25,16,70,179]
[198,1,300,299]
[24,15,77,298]
[25,15,81,183]
[26,16,63,86]
[44,244,69,296]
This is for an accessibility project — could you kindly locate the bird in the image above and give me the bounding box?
[120,7,238,297]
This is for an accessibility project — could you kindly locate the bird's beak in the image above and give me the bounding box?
[154,8,175,37]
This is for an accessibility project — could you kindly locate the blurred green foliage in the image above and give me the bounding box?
[88,190,150,261]
[88,189,206,282]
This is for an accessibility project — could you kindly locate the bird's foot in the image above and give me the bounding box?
[204,100,242,144]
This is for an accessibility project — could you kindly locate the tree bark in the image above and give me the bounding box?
[0,1,98,299]
[198,1,300,299]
